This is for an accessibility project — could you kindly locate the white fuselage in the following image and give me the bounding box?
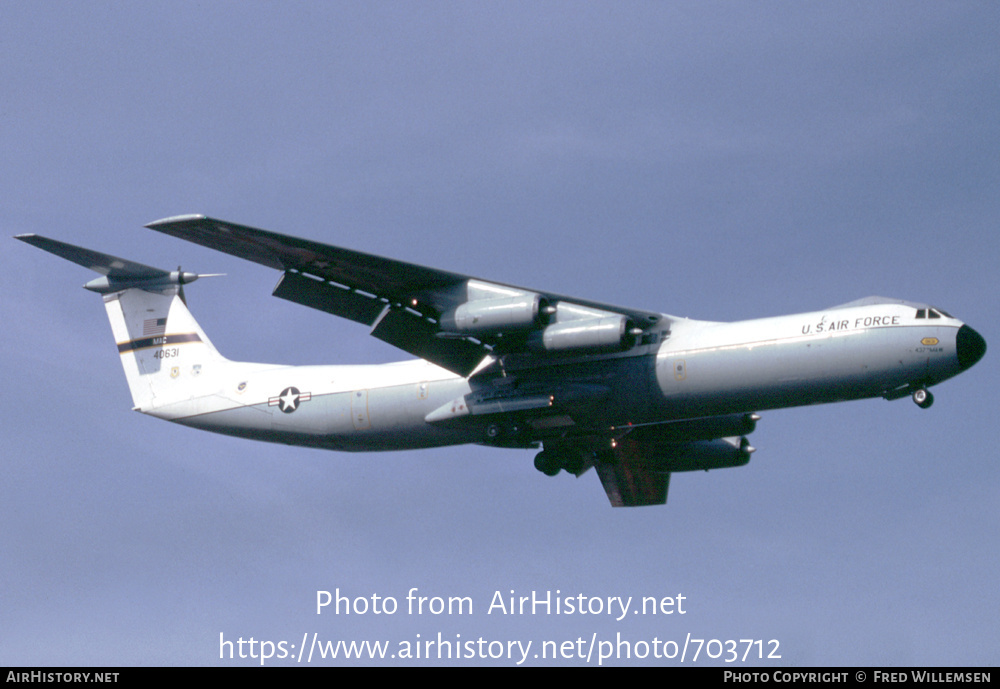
[142,300,971,451]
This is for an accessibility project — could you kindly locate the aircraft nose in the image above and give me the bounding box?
[957,324,987,371]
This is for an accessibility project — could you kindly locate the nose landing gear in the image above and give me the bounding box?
[912,387,934,409]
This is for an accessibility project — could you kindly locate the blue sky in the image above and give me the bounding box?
[2,2,997,666]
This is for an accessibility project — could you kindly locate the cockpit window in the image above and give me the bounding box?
[915,307,952,319]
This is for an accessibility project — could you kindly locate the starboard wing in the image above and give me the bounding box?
[146,215,666,376]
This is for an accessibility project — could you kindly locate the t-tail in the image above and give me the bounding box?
[15,234,228,412]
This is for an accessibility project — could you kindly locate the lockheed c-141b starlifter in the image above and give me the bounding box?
[16,215,987,506]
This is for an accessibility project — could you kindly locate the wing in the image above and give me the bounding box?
[596,462,671,507]
[146,215,666,376]
[591,422,757,507]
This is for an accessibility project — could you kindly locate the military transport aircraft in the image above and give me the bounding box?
[16,216,987,507]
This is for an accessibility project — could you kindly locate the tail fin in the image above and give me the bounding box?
[16,234,227,411]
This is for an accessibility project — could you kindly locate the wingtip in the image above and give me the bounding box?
[145,214,208,229]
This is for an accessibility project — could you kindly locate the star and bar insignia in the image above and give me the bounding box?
[268,386,312,413]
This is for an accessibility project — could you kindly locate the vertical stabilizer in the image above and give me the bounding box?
[15,234,228,411]
[103,285,228,410]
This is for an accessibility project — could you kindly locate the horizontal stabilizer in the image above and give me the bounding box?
[16,234,169,279]
[15,234,218,293]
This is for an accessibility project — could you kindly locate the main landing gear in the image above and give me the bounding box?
[533,449,584,477]
[912,387,934,409]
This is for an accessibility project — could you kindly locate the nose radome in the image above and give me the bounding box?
[957,325,987,371]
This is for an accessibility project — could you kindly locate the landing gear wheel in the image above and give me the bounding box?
[533,451,561,476]
[562,453,583,475]
[912,388,934,409]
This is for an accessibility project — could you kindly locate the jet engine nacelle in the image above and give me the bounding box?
[623,436,754,472]
[529,315,633,352]
[637,413,759,443]
[440,294,546,333]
